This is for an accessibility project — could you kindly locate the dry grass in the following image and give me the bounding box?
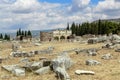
[0,41,120,80]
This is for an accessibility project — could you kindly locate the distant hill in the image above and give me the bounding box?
[93,18,120,23]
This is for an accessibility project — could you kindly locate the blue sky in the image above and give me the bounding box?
[39,0,100,5]
[0,0,120,32]
[39,0,72,4]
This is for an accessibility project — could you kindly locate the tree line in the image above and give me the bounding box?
[67,19,120,36]
[0,33,10,41]
[16,28,32,37]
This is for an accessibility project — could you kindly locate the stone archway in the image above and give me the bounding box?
[20,36,23,41]
[60,36,65,40]
[54,36,59,41]
[67,36,70,39]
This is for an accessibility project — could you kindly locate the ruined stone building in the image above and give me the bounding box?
[40,29,72,41]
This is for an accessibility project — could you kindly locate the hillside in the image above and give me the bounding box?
[94,18,120,23]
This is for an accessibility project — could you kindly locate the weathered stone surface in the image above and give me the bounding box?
[101,53,112,60]
[34,66,50,75]
[43,60,51,67]
[86,59,101,66]
[51,52,73,71]
[2,65,18,72]
[24,61,43,71]
[75,70,95,75]
[1,75,10,80]
[12,68,25,76]
[2,65,25,76]
[12,43,21,52]
[87,49,98,56]
[75,48,99,55]
[102,43,115,49]
[34,46,54,55]
[20,58,29,63]
[10,51,34,57]
[115,49,120,52]
[0,57,2,64]
[88,51,97,56]
[88,38,98,44]
[55,67,70,80]
[34,43,42,46]
[112,35,120,40]
[97,35,108,42]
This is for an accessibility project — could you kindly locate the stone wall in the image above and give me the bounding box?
[40,31,53,42]
[40,30,72,41]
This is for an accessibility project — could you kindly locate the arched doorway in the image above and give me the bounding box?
[20,36,23,41]
[60,36,65,40]
[67,36,70,39]
[54,36,59,41]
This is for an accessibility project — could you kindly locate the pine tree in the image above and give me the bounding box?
[22,30,24,36]
[18,28,22,36]
[27,30,32,37]
[25,31,27,37]
[16,30,19,36]
[66,23,70,30]
[71,22,76,34]
[98,19,102,34]
[0,33,3,39]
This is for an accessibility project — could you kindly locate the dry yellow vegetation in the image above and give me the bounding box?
[0,41,120,80]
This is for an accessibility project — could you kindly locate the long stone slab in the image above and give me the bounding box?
[75,70,95,75]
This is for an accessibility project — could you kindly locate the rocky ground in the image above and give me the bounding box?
[0,41,120,80]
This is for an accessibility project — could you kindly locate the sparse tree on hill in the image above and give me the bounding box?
[71,22,76,34]
[25,31,27,37]
[0,33,3,39]
[22,30,24,36]
[66,23,70,30]
[27,30,32,37]
[18,28,22,36]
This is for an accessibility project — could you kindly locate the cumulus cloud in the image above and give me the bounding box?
[0,0,119,32]
[94,0,120,19]
[70,0,91,12]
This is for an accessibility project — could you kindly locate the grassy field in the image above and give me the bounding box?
[0,41,120,80]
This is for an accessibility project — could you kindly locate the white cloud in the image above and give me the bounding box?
[0,0,119,32]
[94,0,120,18]
[70,0,91,12]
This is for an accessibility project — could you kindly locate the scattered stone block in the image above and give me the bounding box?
[2,65,18,72]
[34,66,50,75]
[2,65,25,76]
[24,62,43,71]
[12,43,20,52]
[34,43,42,46]
[102,43,115,49]
[34,46,54,55]
[20,58,29,63]
[43,60,51,67]
[75,70,95,75]
[51,52,73,71]
[115,49,120,52]
[75,48,99,55]
[55,67,70,80]
[12,68,25,76]
[88,38,98,44]
[88,51,97,56]
[86,59,101,66]
[101,53,112,60]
